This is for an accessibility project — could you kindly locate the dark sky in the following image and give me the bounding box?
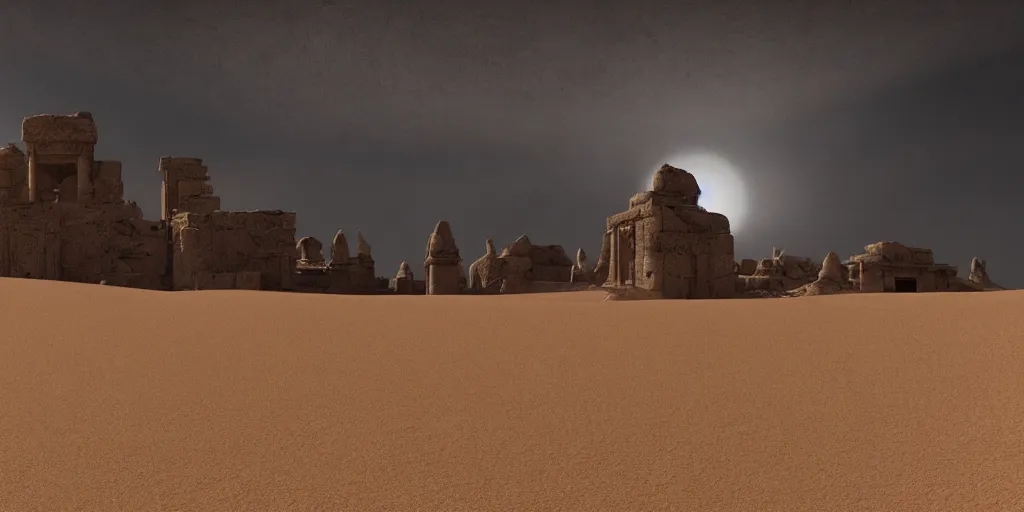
[2,0,1024,286]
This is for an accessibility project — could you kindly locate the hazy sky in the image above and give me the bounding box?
[2,0,1023,286]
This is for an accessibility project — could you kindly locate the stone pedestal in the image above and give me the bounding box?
[426,261,461,295]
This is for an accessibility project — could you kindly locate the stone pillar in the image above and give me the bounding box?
[427,264,461,294]
[608,227,619,285]
[27,149,37,203]
[77,153,93,202]
[424,220,462,295]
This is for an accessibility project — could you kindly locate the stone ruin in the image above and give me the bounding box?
[736,247,823,294]
[290,230,377,294]
[172,211,296,290]
[967,257,1004,291]
[600,164,735,299]
[464,234,583,294]
[424,220,462,295]
[787,251,849,297]
[0,113,167,287]
[845,241,958,293]
[390,260,417,294]
[783,242,1004,296]
[0,112,1009,298]
[571,248,594,284]
[0,111,385,293]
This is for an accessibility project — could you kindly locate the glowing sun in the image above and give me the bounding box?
[647,150,750,234]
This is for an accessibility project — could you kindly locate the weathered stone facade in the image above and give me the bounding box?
[0,113,167,288]
[1,112,305,293]
[845,242,958,293]
[601,164,735,299]
[160,157,220,221]
[171,211,297,291]
[0,201,167,288]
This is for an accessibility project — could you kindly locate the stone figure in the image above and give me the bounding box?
[297,236,325,265]
[330,230,350,266]
[424,220,461,295]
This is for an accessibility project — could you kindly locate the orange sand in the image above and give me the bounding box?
[1,278,1022,511]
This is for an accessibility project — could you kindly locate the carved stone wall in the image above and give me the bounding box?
[171,210,296,291]
[603,164,735,299]
[845,241,957,293]
[0,202,167,289]
[160,157,220,220]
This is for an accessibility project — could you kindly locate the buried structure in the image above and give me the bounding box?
[845,242,959,293]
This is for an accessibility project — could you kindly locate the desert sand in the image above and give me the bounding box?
[1,278,1022,511]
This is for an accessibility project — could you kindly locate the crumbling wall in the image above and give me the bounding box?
[160,157,220,220]
[172,210,296,290]
[737,249,822,293]
[0,144,26,206]
[0,202,167,288]
[92,160,124,204]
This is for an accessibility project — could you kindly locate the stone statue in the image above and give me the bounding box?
[330,230,350,266]
[395,260,413,279]
[968,257,1003,290]
[817,251,843,283]
[296,236,324,265]
[424,220,461,294]
[467,238,499,291]
[572,247,594,283]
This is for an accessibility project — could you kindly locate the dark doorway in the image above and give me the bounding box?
[894,278,917,293]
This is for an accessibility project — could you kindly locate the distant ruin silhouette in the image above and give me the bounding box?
[0,112,1002,296]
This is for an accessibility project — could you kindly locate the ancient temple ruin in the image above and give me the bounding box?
[600,164,735,299]
[0,113,167,287]
[0,112,1009,298]
[845,242,958,293]
[0,112,300,291]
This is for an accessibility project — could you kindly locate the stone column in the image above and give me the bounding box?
[77,153,93,202]
[608,227,619,285]
[424,221,462,295]
[27,149,37,202]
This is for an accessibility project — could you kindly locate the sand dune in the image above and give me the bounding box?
[1,278,1022,511]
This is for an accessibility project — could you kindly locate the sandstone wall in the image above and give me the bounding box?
[160,157,220,220]
[22,113,98,144]
[93,160,125,204]
[0,202,167,289]
[615,194,734,299]
[171,210,296,291]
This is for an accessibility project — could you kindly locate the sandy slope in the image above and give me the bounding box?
[0,278,1022,511]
